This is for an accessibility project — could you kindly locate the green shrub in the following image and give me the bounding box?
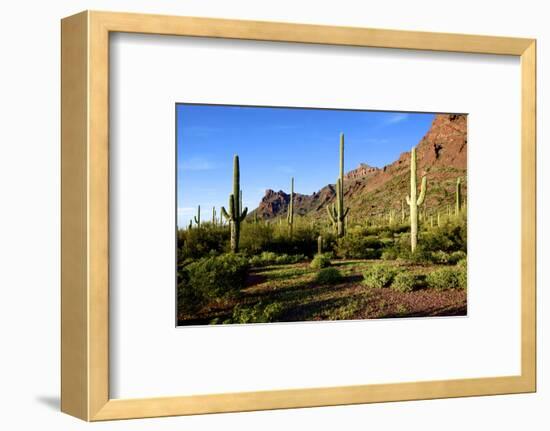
[381,249,398,261]
[455,258,467,289]
[177,267,203,313]
[420,222,467,254]
[335,233,383,259]
[249,251,306,267]
[431,250,450,264]
[178,225,229,260]
[391,272,423,292]
[362,264,399,288]
[448,250,467,265]
[426,267,465,290]
[184,253,249,303]
[382,236,432,263]
[275,253,306,265]
[310,253,332,269]
[265,225,320,256]
[231,301,283,324]
[257,251,278,265]
[315,267,343,285]
[239,223,275,255]
[457,266,467,289]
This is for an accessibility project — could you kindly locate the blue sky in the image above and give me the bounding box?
[177,104,435,227]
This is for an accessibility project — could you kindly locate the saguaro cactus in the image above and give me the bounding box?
[212,206,216,226]
[221,155,248,253]
[406,147,427,252]
[326,133,350,237]
[401,199,405,223]
[388,209,395,226]
[188,219,193,230]
[317,235,323,255]
[287,177,294,237]
[455,177,462,216]
[193,205,201,229]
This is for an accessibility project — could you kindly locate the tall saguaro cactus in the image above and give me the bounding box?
[326,133,350,237]
[287,177,294,237]
[388,209,395,226]
[406,147,427,252]
[455,177,462,216]
[212,206,216,226]
[221,155,248,253]
[194,205,201,229]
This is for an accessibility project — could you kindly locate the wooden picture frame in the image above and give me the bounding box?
[61,10,536,421]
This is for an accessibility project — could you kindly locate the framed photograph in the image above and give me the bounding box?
[61,11,536,421]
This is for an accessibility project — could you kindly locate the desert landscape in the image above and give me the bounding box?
[177,109,467,325]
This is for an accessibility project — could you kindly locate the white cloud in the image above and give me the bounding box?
[383,113,409,126]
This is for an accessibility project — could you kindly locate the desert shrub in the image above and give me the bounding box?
[275,253,306,265]
[177,266,203,313]
[249,251,306,267]
[448,250,467,265]
[256,251,278,265]
[315,267,343,285]
[381,249,398,261]
[231,301,283,324]
[455,258,467,289]
[457,266,467,289]
[239,223,275,255]
[420,222,467,254]
[178,225,230,260]
[310,253,332,269]
[431,250,450,264]
[362,264,399,288]
[184,253,249,303]
[385,243,432,263]
[335,233,383,259]
[426,267,465,290]
[380,234,432,263]
[250,224,319,257]
[379,237,395,247]
[391,272,423,292]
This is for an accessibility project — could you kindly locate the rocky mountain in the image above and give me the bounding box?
[252,113,467,223]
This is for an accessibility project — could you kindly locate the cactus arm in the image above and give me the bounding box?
[326,205,336,224]
[239,207,248,221]
[343,207,350,219]
[239,189,243,216]
[406,195,411,205]
[220,206,230,220]
[416,176,427,206]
